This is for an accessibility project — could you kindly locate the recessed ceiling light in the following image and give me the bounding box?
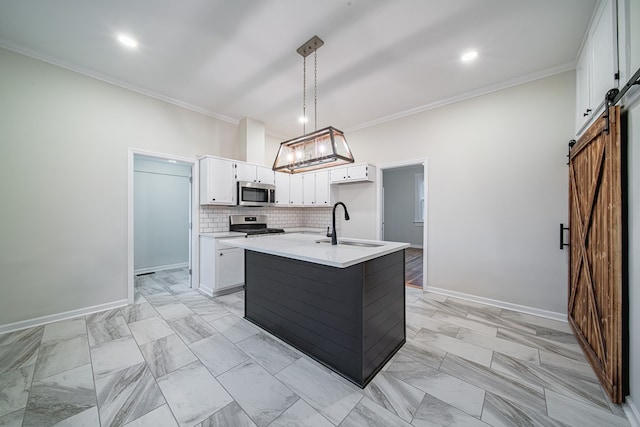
[461,50,478,62]
[298,116,308,124]
[168,160,177,163]
[117,34,138,49]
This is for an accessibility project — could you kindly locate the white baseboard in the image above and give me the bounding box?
[135,262,188,275]
[198,284,214,297]
[0,299,129,335]
[625,396,640,427]
[198,283,244,298]
[425,286,567,322]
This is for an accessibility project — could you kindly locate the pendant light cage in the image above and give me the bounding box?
[273,35,354,174]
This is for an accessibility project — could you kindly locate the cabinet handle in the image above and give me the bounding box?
[219,253,223,256]
[583,109,592,117]
[212,198,216,201]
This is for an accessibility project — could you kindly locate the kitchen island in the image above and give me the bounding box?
[221,233,409,387]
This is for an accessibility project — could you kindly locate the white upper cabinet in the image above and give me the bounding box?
[302,173,316,206]
[576,0,618,133]
[274,172,290,206]
[329,164,375,184]
[314,170,332,206]
[289,174,304,206]
[199,156,235,205]
[275,170,332,207]
[256,166,275,185]
[234,162,275,185]
[590,0,617,108]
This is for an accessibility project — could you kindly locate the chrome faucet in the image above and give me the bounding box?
[327,202,350,245]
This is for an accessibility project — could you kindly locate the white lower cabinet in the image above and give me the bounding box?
[200,236,244,295]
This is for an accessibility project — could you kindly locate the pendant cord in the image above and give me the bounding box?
[302,56,306,135]
[314,50,318,131]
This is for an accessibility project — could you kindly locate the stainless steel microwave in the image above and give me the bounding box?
[237,181,276,206]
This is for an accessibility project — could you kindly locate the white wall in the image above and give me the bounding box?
[341,72,575,314]
[0,48,239,326]
[626,93,640,423]
[621,0,640,418]
[134,157,191,272]
[383,166,424,246]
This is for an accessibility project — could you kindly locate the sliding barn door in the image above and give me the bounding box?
[568,106,623,403]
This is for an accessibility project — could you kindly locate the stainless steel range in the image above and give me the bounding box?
[229,215,284,237]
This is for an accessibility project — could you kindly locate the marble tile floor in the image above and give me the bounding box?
[0,268,630,427]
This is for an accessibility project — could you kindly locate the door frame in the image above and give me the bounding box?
[127,148,199,304]
[376,158,428,288]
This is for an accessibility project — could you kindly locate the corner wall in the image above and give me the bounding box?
[0,48,239,326]
[342,72,575,314]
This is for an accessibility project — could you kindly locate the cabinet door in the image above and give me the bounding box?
[274,172,290,205]
[590,0,616,110]
[199,237,215,291]
[330,167,348,183]
[235,163,256,182]
[256,166,275,185]
[290,174,304,206]
[347,164,369,181]
[216,249,244,289]
[315,170,330,206]
[302,173,316,206]
[576,39,592,131]
[200,158,235,205]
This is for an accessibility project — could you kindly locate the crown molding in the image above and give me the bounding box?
[0,41,240,125]
[344,61,576,133]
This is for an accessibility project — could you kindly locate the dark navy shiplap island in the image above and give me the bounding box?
[221,233,409,388]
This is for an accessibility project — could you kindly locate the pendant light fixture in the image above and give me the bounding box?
[273,35,354,174]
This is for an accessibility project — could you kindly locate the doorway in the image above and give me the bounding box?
[377,160,428,288]
[127,150,198,303]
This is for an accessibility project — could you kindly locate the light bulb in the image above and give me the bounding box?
[461,50,478,62]
[117,34,139,49]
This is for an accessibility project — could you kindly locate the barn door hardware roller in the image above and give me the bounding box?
[559,223,569,250]
[604,66,640,134]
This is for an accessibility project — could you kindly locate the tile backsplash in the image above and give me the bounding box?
[200,206,333,233]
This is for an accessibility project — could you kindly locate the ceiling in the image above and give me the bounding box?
[0,0,597,138]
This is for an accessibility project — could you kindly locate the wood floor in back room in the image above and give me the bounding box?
[405,247,423,288]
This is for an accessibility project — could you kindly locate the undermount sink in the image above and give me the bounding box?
[315,239,384,248]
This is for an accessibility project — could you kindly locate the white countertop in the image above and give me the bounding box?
[283,227,325,235]
[200,231,247,238]
[219,233,409,268]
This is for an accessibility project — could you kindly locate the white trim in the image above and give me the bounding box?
[345,62,575,133]
[426,286,567,322]
[0,41,239,126]
[198,285,214,297]
[134,262,189,275]
[1,41,575,139]
[198,284,244,298]
[624,397,640,427]
[128,149,200,305]
[0,299,128,335]
[377,159,428,289]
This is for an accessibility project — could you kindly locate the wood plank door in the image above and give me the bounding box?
[568,106,623,403]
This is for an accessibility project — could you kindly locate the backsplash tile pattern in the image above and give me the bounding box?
[200,206,332,233]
